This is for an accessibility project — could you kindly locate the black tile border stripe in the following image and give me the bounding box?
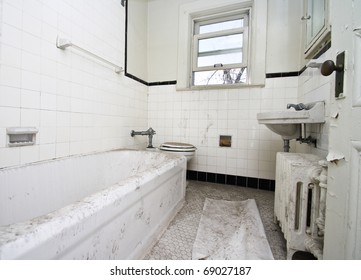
[148,80,177,86]
[266,71,299,79]
[126,66,318,86]
[186,170,275,192]
[125,73,177,87]
[125,73,148,86]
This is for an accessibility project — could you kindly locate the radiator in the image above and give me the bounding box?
[275,152,327,259]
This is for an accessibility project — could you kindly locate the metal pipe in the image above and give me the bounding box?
[283,139,290,152]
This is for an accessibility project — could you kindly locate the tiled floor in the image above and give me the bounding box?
[144,180,287,260]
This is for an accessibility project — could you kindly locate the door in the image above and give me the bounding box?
[323,0,361,259]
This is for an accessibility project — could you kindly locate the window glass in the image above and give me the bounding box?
[198,34,243,53]
[197,53,243,67]
[193,68,247,86]
[199,19,244,34]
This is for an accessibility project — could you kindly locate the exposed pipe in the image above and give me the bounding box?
[283,139,290,152]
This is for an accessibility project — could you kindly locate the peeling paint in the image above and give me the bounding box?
[326,151,345,164]
[331,112,339,119]
[135,207,144,219]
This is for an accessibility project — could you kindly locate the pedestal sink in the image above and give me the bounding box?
[257,101,325,151]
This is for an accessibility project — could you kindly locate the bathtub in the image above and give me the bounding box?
[0,149,186,259]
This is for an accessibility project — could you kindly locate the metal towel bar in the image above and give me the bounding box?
[56,36,123,74]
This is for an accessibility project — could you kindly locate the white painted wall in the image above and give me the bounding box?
[0,0,148,169]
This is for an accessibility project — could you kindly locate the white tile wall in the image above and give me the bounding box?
[0,0,148,169]
[148,77,299,180]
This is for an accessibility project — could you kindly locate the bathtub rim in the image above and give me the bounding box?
[0,148,184,172]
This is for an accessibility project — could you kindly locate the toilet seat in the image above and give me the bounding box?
[159,142,196,162]
[159,142,196,152]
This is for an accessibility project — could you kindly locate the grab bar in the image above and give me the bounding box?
[56,36,123,74]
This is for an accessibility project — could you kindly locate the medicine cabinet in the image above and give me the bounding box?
[303,0,331,58]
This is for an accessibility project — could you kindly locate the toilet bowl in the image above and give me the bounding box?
[159,142,196,162]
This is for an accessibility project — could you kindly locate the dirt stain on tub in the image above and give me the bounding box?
[118,223,126,240]
[135,207,144,219]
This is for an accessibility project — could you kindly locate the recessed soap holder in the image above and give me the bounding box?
[7,127,38,147]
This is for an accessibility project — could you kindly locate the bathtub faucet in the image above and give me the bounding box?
[130,127,156,148]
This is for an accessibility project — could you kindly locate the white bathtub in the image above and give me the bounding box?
[0,150,186,259]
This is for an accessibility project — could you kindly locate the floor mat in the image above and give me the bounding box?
[192,198,274,260]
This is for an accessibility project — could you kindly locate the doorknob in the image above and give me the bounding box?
[321,52,345,98]
[321,60,344,76]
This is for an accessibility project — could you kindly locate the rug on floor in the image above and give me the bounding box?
[192,198,274,260]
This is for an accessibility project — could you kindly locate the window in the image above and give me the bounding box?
[176,0,267,90]
[192,12,249,86]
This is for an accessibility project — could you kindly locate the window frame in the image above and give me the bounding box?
[192,13,249,73]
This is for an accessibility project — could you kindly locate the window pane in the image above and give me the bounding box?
[199,19,244,34]
[198,52,242,67]
[198,34,243,53]
[193,68,247,86]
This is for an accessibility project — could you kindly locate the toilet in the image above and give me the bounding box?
[159,142,196,162]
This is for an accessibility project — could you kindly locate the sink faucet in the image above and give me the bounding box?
[130,127,156,148]
[287,103,307,111]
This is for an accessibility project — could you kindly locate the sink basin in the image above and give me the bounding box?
[261,123,301,140]
[257,101,325,140]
